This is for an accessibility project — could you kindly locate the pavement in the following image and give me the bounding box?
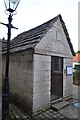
[58,85,80,119]
[1,85,80,120]
[2,103,69,120]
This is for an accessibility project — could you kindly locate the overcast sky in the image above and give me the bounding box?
[0,0,79,52]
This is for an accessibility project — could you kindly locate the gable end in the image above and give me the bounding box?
[59,14,75,56]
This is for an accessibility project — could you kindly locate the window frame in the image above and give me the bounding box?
[53,57,63,73]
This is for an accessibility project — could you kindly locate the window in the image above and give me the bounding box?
[54,57,63,72]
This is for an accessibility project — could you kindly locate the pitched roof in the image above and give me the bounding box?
[2,14,75,56]
[73,51,80,63]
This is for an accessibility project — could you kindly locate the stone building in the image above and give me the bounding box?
[2,14,75,115]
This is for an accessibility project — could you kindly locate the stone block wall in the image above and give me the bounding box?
[2,50,73,115]
[63,58,73,97]
[33,54,51,112]
[35,19,73,58]
[2,49,34,114]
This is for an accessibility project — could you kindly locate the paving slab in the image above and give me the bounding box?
[51,101,69,111]
[59,104,79,119]
[1,103,69,120]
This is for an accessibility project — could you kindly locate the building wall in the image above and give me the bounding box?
[33,18,73,111]
[2,49,34,114]
[35,18,73,59]
[63,58,73,97]
[33,55,73,112]
[33,54,51,112]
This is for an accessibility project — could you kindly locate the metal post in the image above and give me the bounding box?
[2,14,12,119]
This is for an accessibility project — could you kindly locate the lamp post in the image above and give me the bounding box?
[2,0,20,118]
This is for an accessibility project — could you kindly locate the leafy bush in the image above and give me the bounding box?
[73,65,80,83]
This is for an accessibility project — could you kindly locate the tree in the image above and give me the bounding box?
[74,65,80,85]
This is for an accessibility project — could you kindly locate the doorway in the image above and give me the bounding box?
[51,56,63,101]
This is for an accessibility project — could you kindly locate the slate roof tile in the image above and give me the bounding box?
[2,14,75,56]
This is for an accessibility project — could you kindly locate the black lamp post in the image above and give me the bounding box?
[1,0,20,119]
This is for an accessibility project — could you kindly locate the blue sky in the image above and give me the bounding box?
[0,0,79,52]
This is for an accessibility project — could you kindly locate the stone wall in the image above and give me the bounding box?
[63,58,73,97]
[2,49,34,114]
[34,18,73,104]
[33,54,51,112]
[35,18,73,59]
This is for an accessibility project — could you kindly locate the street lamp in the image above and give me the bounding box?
[2,0,20,119]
